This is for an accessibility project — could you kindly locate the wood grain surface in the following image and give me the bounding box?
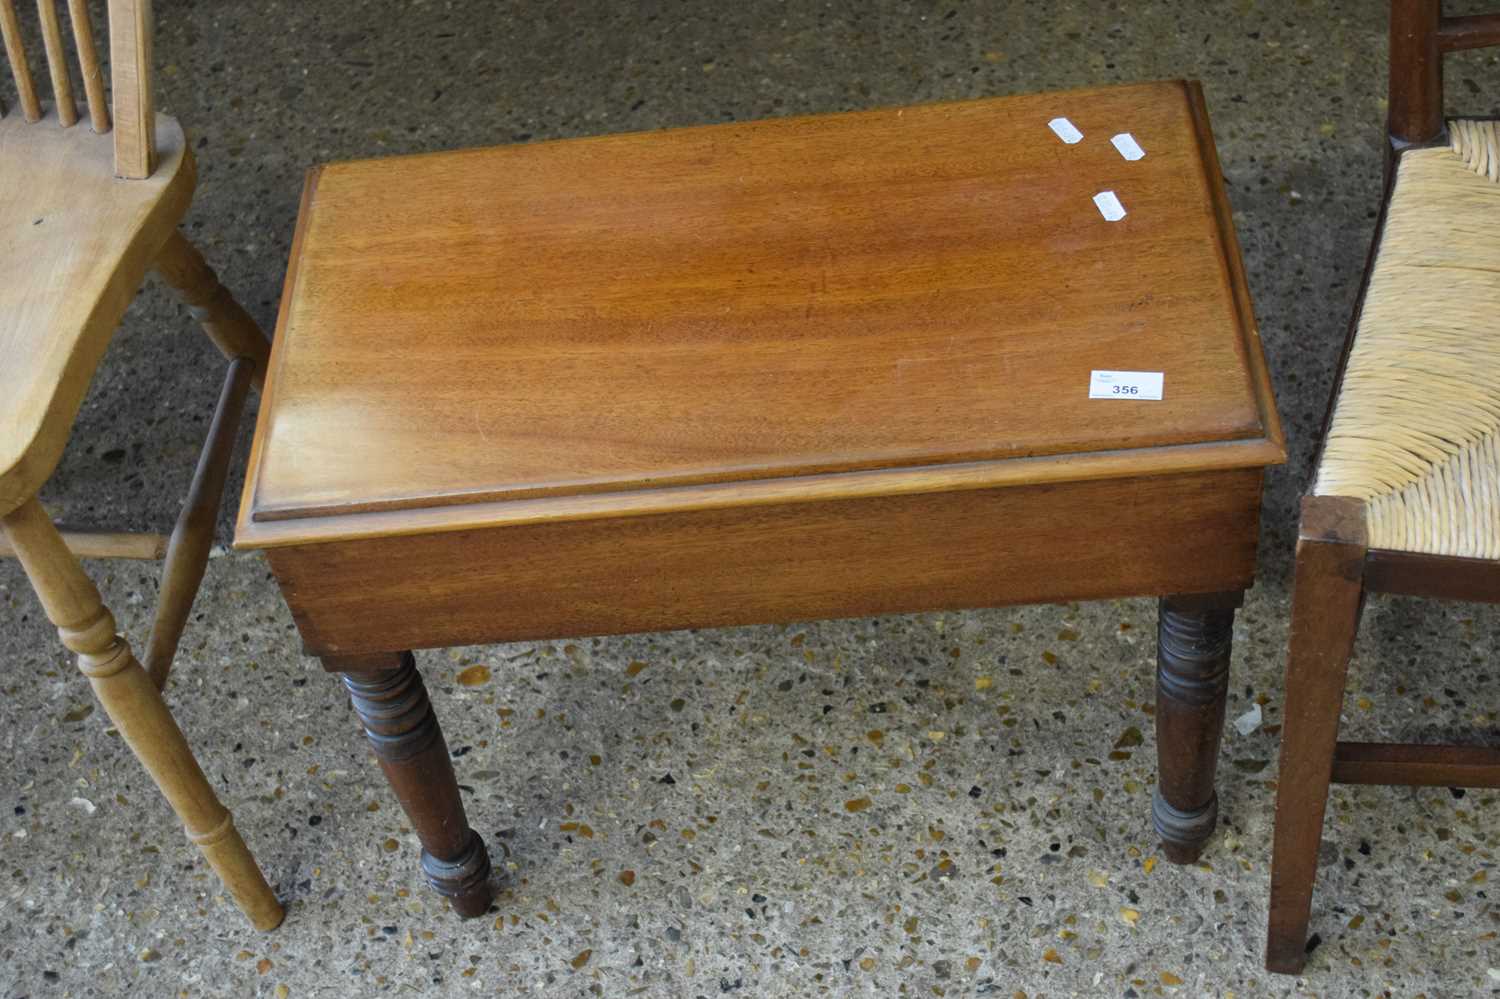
[0,110,192,515]
[243,80,1278,530]
[266,468,1263,656]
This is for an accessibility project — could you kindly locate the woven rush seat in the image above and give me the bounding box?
[1314,119,1500,557]
[1267,7,1500,976]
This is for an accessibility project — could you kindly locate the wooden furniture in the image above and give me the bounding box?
[1,0,281,929]
[1264,0,1500,976]
[236,80,1283,917]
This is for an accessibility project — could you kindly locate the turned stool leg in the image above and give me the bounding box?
[1153,590,1242,864]
[325,651,493,917]
[2,498,283,930]
[152,230,271,386]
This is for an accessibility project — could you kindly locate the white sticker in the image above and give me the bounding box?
[1048,116,1083,144]
[1092,190,1126,221]
[1111,132,1145,160]
[1089,370,1164,400]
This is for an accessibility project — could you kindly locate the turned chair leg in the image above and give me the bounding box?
[1266,502,1366,975]
[324,651,493,917]
[1154,590,1242,864]
[152,229,272,386]
[1,497,283,930]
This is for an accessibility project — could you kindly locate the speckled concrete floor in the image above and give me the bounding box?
[4,2,1500,996]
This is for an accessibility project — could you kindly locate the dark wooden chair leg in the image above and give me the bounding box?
[1153,590,1243,865]
[1266,502,1366,975]
[324,651,493,917]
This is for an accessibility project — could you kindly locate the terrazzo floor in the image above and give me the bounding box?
[3,1,1500,996]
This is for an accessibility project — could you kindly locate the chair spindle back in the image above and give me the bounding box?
[0,0,156,178]
[1390,0,1500,147]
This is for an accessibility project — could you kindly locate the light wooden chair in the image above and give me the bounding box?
[1264,0,1500,975]
[0,0,282,930]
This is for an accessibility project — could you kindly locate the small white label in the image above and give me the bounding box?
[1048,116,1083,144]
[1092,190,1126,221]
[1089,370,1163,400]
[1111,132,1145,160]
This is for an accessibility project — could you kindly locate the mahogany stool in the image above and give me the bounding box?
[236,80,1283,916]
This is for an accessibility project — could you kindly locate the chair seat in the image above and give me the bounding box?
[1314,119,1500,558]
[0,110,193,514]
[240,80,1282,543]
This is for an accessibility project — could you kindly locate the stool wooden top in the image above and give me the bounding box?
[238,80,1281,549]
